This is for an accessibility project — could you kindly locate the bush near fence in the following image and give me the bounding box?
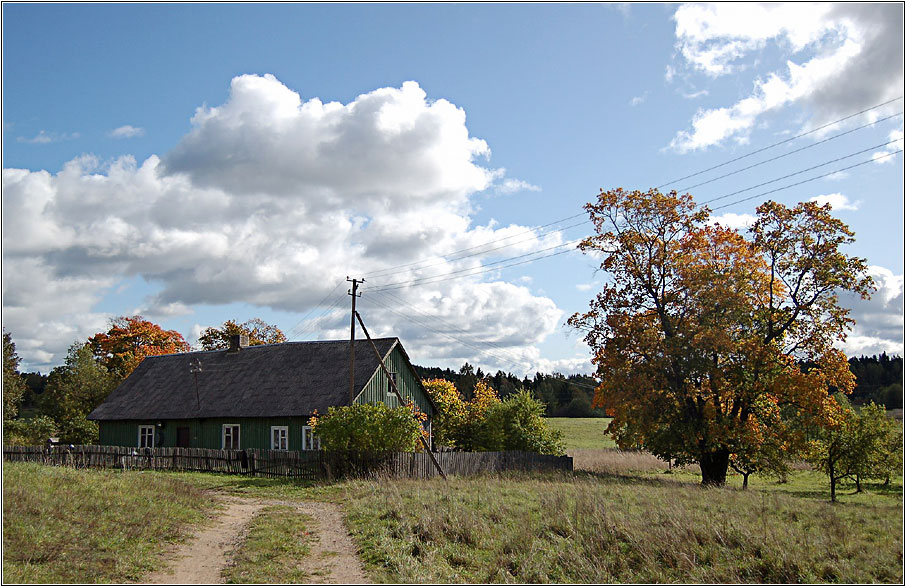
[2,445,572,480]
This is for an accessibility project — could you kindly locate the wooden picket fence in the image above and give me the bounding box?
[2,444,572,480]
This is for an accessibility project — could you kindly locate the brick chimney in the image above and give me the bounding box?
[228,334,249,353]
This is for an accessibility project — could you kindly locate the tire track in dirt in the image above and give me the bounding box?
[144,494,369,584]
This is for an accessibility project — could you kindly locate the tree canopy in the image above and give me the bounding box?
[569,188,873,485]
[197,318,287,350]
[87,315,190,377]
[3,330,28,420]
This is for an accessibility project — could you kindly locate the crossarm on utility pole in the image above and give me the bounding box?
[355,310,447,480]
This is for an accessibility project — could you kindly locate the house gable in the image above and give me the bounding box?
[354,340,436,417]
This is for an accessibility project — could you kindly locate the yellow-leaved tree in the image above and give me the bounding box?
[569,188,873,485]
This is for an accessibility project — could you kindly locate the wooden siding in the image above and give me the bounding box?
[99,417,313,450]
[356,344,435,416]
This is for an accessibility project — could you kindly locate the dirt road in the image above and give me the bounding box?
[144,495,369,584]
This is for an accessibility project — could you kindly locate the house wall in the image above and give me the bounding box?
[98,417,313,450]
[97,343,436,449]
[356,344,435,416]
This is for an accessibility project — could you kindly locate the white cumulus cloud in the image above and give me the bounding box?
[2,75,572,374]
[669,3,904,152]
[838,265,904,357]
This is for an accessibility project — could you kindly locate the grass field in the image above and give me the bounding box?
[2,462,217,583]
[545,417,615,449]
[342,472,903,583]
[3,453,902,584]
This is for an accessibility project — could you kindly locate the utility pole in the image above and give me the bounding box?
[347,277,364,404]
[355,310,447,480]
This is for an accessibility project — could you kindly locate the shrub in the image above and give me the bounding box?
[425,378,564,455]
[480,390,565,455]
[3,415,58,445]
[309,402,425,452]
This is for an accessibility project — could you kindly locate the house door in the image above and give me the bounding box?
[176,427,191,448]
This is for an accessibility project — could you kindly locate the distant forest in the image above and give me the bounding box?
[414,353,904,417]
[15,353,901,419]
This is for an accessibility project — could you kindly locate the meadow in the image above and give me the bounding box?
[2,426,903,584]
[544,417,615,449]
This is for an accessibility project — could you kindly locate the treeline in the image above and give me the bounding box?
[3,317,288,445]
[847,354,902,409]
[415,354,905,417]
[413,363,605,417]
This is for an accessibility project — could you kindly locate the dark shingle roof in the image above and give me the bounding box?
[88,338,398,421]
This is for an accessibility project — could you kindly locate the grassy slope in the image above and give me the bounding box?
[545,417,615,449]
[2,462,217,583]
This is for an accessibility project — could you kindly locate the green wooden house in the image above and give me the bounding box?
[87,336,435,451]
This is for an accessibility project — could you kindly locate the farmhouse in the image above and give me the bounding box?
[87,336,435,450]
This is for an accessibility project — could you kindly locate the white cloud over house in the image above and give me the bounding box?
[2,75,569,374]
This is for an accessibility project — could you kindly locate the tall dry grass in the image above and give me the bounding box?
[343,473,903,583]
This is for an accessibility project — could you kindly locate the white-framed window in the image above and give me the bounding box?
[302,425,320,451]
[138,425,155,448]
[222,424,240,450]
[271,426,288,450]
[386,372,398,397]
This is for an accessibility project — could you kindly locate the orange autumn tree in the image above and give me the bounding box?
[88,315,190,378]
[568,188,873,485]
[197,318,287,350]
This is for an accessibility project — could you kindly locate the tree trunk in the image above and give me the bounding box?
[855,474,862,493]
[742,472,750,489]
[829,460,837,502]
[699,450,730,486]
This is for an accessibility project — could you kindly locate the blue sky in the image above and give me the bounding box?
[3,3,903,374]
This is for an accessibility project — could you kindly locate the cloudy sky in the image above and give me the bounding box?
[3,3,903,374]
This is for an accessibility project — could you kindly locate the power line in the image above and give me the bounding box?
[656,96,904,189]
[710,150,903,211]
[362,292,599,387]
[289,291,349,341]
[287,279,345,338]
[676,112,904,193]
[699,139,904,206]
[355,100,904,290]
[363,213,588,280]
[369,243,579,293]
[371,288,529,362]
[365,220,589,282]
[369,238,583,291]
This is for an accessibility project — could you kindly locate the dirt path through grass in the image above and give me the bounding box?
[144,496,264,584]
[144,494,368,584]
[293,500,370,584]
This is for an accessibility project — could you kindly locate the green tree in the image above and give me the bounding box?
[41,342,118,444]
[851,402,902,490]
[3,415,58,445]
[480,389,565,455]
[570,189,872,485]
[422,378,467,448]
[424,378,562,454]
[309,402,426,452]
[3,330,28,420]
[198,318,287,350]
